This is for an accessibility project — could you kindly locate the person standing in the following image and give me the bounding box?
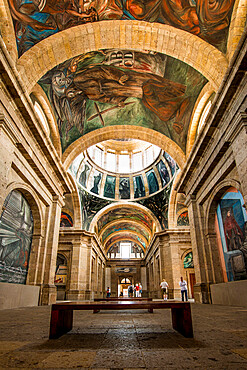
[135,283,140,297]
[106,287,111,298]
[139,282,142,297]
[179,277,188,301]
[160,279,169,300]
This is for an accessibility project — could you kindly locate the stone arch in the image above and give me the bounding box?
[16,20,228,94]
[186,83,215,157]
[31,84,62,158]
[65,172,82,229]
[89,201,162,235]
[205,179,241,236]
[5,182,44,236]
[202,179,242,283]
[62,126,186,172]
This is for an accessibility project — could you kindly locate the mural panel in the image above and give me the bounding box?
[60,212,73,227]
[97,206,154,233]
[119,177,130,199]
[89,170,103,195]
[105,233,146,250]
[177,211,189,226]
[216,189,247,281]
[9,0,236,56]
[38,50,207,153]
[133,175,145,198]
[108,242,143,258]
[104,175,116,198]
[156,160,170,187]
[146,169,159,195]
[101,222,150,243]
[138,184,172,229]
[0,191,33,284]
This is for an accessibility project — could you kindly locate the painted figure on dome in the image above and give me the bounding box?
[65,64,190,133]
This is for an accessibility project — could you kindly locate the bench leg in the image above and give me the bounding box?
[148,308,153,313]
[93,309,100,313]
[171,305,193,338]
[49,309,73,339]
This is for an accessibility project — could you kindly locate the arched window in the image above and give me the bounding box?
[0,190,33,284]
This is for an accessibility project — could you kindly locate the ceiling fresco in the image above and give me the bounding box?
[105,232,147,251]
[9,0,235,57]
[96,205,155,233]
[38,49,207,153]
[100,221,150,244]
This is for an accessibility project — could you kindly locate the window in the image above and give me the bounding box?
[120,242,131,258]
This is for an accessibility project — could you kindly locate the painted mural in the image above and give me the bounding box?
[119,177,130,199]
[55,254,67,285]
[104,175,116,199]
[108,242,143,257]
[101,221,150,244]
[156,160,170,187]
[38,49,207,153]
[138,184,172,229]
[177,211,189,226]
[0,190,33,284]
[97,206,154,233]
[89,170,103,195]
[9,0,235,56]
[216,189,247,281]
[183,251,194,268]
[60,211,73,227]
[79,188,112,230]
[133,175,145,199]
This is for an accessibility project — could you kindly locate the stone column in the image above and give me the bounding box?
[0,115,16,213]
[186,195,210,303]
[167,232,182,300]
[67,235,92,300]
[40,195,64,305]
[26,234,44,285]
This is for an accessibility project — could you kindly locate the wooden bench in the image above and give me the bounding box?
[49,301,193,339]
[93,297,153,313]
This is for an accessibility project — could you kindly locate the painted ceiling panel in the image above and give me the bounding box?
[105,232,147,251]
[97,206,155,233]
[8,0,235,57]
[101,221,151,244]
[38,49,207,153]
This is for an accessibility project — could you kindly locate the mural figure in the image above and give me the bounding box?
[90,172,102,194]
[79,163,90,187]
[9,0,235,55]
[104,175,116,198]
[224,209,244,251]
[9,0,99,54]
[134,175,145,198]
[122,0,235,50]
[119,178,130,199]
[66,64,189,133]
[146,169,159,194]
[156,160,170,186]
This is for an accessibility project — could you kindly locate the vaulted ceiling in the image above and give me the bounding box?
[2,0,246,249]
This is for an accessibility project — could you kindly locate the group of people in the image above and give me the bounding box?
[160,276,188,301]
[128,283,142,297]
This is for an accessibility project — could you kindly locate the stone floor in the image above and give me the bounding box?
[0,302,247,369]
